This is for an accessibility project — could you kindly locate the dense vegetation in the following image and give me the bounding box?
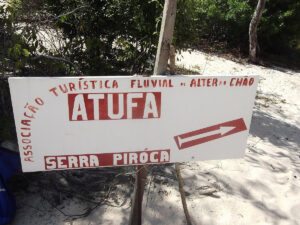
[0,0,299,140]
[1,0,299,77]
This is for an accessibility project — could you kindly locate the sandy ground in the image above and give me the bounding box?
[9,50,300,225]
[143,51,300,225]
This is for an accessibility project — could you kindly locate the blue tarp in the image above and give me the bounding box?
[0,147,21,225]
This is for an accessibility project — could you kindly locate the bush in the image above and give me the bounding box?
[177,0,299,58]
[259,0,300,55]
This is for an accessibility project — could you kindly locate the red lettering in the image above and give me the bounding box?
[44,150,170,170]
[68,92,161,121]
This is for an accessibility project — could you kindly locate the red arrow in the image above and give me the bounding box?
[174,118,247,150]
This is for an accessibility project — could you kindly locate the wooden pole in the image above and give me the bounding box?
[129,165,148,225]
[175,164,193,225]
[129,1,177,224]
[153,0,177,75]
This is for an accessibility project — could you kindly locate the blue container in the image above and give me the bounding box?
[0,147,21,225]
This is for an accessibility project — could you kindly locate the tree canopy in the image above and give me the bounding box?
[1,0,299,77]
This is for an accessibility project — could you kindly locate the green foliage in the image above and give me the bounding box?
[0,0,162,76]
[0,2,40,75]
[259,0,300,54]
[183,0,252,48]
[174,0,198,49]
[0,0,299,76]
[40,0,163,75]
[179,0,299,56]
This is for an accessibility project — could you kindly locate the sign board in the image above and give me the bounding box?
[9,75,258,172]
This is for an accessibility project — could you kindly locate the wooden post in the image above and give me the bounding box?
[175,163,193,225]
[129,165,148,225]
[153,0,177,75]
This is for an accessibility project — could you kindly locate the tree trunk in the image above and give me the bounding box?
[169,45,176,75]
[249,0,266,63]
[153,0,177,75]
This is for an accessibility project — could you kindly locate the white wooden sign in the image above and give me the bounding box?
[9,75,258,172]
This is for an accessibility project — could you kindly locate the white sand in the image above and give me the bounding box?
[143,50,300,225]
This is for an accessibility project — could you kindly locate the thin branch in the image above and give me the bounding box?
[32,54,83,75]
[55,5,89,20]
